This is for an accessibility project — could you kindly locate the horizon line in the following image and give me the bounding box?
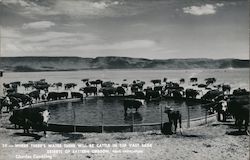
[0,56,249,61]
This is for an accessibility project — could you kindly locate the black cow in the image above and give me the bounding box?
[233,88,249,96]
[58,92,68,99]
[100,87,116,96]
[3,83,10,89]
[226,98,249,132]
[22,83,34,90]
[179,78,185,84]
[47,92,68,101]
[52,82,63,89]
[89,80,103,87]
[145,90,161,101]
[151,79,161,85]
[190,77,198,83]
[154,85,163,92]
[28,90,40,102]
[71,92,83,99]
[9,107,50,135]
[7,93,32,106]
[10,81,21,87]
[185,89,199,99]
[124,99,144,116]
[116,86,126,96]
[80,86,97,96]
[64,83,77,90]
[1,97,21,111]
[134,91,145,99]
[198,84,207,88]
[47,92,57,101]
[164,107,182,134]
[172,90,183,99]
[222,84,231,94]
[121,83,128,88]
[101,81,114,88]
[201,90,223,101]
[205,78,216,85]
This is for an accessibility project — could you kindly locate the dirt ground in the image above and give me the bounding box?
[0,112,249,160]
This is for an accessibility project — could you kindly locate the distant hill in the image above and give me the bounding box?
[0,56,249,72]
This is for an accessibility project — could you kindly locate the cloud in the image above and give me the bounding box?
[216,3,224,7]
[0,0,139,19]
[183,3,224,16]
[0,0,30,7]
[52,0,122,17]
[1,27,99,56]
[22,21,55,30]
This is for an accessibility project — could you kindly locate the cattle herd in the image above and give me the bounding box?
[0,77,249,135]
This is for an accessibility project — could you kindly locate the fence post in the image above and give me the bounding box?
[73,105,76,132]
[160,104,163,130]
[187,105,190,128]
[205,107,207,124]
[101,99,104,133]
[132,112,134,132]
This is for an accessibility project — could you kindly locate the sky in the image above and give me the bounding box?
[0,0,248,59]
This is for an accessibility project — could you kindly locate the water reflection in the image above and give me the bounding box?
[124,112,143,124]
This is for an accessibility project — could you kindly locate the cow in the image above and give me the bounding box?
[205,78,216,85]
[145,90,161,101]
[201,90,223,101]
[47,92,68,100]
[100,87,116,97]
[171,90,183,99]
[123,99,144,116]
[64,83,77,90]
[190,77,198,83]
[164,107,182,134]
[1,96,21,111]
[9,107,50,135]
[71,92,83,100]
[58,92,68,99]
[89,80,103,87]
[7,93,32,106]
[222,84,231,94]
[179,78,185,84]
[80,86,98,96]
[28,90,40,102]
[116,86,126,96]
[226,97,249,133]
[134,91,145,99]
[151,79,161,86]
[233,88,249,96]
[185,89,199,99]
[101,81,114,88]
[52,82,63,89]
[121,83,128,89]
[22,83,34,90]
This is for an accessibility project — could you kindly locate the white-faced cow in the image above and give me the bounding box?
[9,107,50,135]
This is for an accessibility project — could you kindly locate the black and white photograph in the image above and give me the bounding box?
[0,0,249,160]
